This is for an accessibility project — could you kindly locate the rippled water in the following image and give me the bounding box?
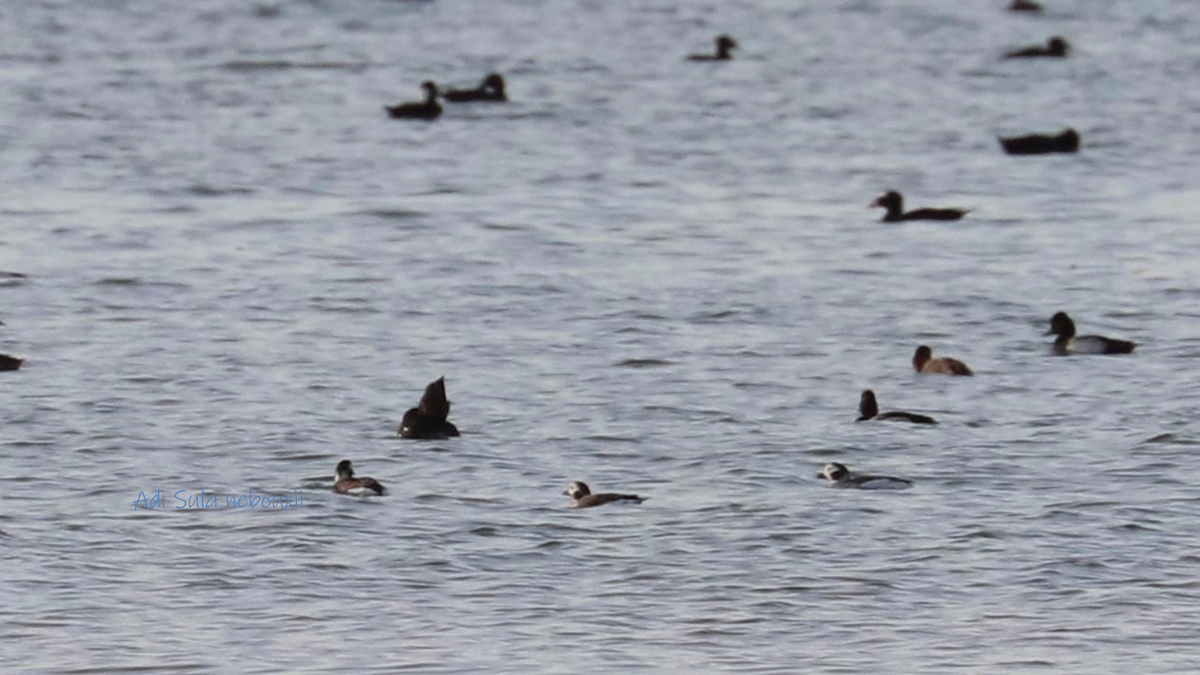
[3,1,1200,673]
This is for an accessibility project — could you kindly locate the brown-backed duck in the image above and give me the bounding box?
[399,377,460,439]
[688,35,738,61]
[563,481,645,508]
[1005,36,1069,58]
[444,73,507,103]
[871,191,967,222]
[999,128,1079,155]
[333,460,385,496]
[385,81,442,120]
[913,345,974,376]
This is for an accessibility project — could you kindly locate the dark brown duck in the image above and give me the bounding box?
[444,73,507,103]
[1004,37,1069,59]
[871,191,967,222]
[398,377,460,439]
[999,128,1079,155]
[857,390,937,425]
[386,81,442,120]
[688,35,738,61]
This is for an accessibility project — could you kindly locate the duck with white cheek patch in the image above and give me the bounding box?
[563,481,645,508]
[817,462,913,490]
[333,460,385,496]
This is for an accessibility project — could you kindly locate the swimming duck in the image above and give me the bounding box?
[817,462,913,489]
[563,481,645,508]
[999,128,1079,155]
[0,354,22,371]
[870,191,966,222]
[333,459,385,495]
[398,377,460,439]
[857,390,937,424]
[1009,0,1044,11]
[1046,312,1136,355]
[444,73,507,102]
[913,345,974,376]
[1005,37,1069,59]
[385,81,442,120]
[687,35,738,61]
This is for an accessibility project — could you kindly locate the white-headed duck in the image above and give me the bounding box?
[817,462,913,489]
[563,481,645,508]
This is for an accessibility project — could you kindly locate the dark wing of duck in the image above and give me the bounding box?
[580,493,645,507]
[999,131,1079,155]
[0,355,22,371]
[1004,46,1045,58]
[444,87,503,103]
[1093,336,1137,354]
[356,477,386,495]
[857,474,914,487]
[419,378,451,420]
[943,358,974,376]
[875,411,938,425]
[902,207,966,221]
[385,101,441,120]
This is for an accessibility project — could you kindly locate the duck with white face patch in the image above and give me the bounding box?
[817,462,913,489]
[562,481,645,508]
[333,460,385,496]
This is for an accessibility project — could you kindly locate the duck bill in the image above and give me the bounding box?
[869,197,884,207]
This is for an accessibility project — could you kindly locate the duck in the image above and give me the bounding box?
[1004,37,1069,59]
[913,345,974,376]
[817,462,913,489]
[1009,0,1044,11]
[0,320,21,371]
[398,377,460,439]
[563,481,645,508]
[870,191,967,222]
[999,128,1079,155]
[333,460,385,495]
[385,81,442,120]
[1046,312,1136,355]
[687,35,738,61]
[856,390,937,425]
[444,73,507,103]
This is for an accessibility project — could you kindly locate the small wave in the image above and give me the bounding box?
[187,184,255,197]
[355,208,427,220]
[221,59,367,72]
[615,358,673,368]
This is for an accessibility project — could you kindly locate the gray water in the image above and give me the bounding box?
[3,0,1200,673]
